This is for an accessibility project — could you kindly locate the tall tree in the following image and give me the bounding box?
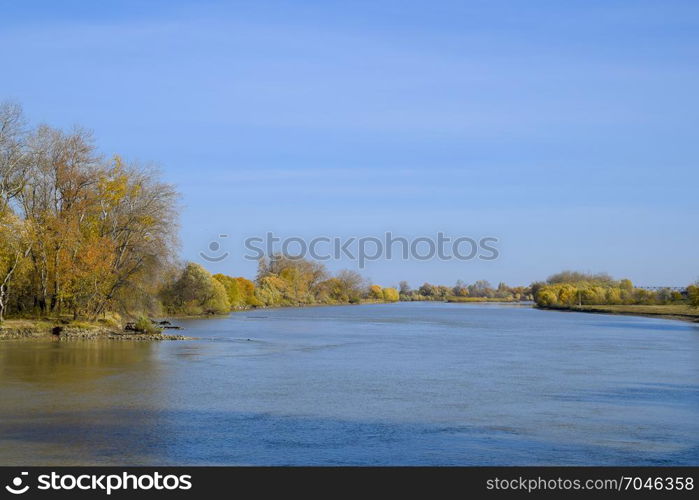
[0,211,31,321]
[0,101,28,212]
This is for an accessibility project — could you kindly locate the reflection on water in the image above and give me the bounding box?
[0,340,154,384]
[0,303,697,465]
[0,341,161,465]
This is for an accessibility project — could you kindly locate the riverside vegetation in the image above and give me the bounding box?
[0,102,178,336]
[157,256,401,317]
[1,101,697,338]
[530,271,699,322]
[392,273,699,322]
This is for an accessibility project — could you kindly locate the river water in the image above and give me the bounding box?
[0,302,697,465]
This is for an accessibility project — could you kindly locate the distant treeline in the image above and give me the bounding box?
[531,271,699,309]
[141,265,699,317]
[396,271,699,309]
[397,280,532,302]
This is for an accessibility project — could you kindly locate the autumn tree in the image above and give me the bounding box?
[91,157,178,317]
[0,101,179,321]
[214,274,241,307]
[0,102,31,320]
[0,211,31,321]
[369,284,383,300]
[160,262,229,315]
[382,287,399,302]
[0,101,28,212]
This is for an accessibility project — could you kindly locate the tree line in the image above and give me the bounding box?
[397,280,532,302]
[157,255,400,316]
[531,271,699,308]
[156,266,696,316]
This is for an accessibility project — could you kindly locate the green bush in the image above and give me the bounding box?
[160,263,231,315]
[134,316,160,334]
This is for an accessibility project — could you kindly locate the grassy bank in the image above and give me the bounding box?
[537,304,699,323]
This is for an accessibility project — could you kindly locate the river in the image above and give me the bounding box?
[0,302,697,465]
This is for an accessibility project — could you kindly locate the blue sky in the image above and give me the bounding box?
[1,0,697,286]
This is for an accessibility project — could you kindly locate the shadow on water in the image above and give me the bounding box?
[0,408,697,466]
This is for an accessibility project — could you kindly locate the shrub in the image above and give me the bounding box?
[369,285,384,300]
[134,315,160,334]
[160,262,231,315]
[382,287,399,302]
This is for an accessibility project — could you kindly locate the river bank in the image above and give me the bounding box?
[537,304,699,323]
[0,319,192,341]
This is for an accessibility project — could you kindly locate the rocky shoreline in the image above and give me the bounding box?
[0,324,192,341]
